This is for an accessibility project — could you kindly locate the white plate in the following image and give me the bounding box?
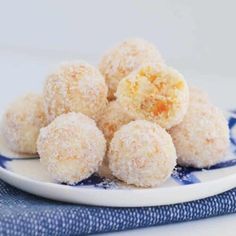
[0,111,236,207]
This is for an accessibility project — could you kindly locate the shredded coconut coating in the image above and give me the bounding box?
[2,93,47,154]
[99,38,164,100]
[169,101,229,168]
[116,63,189,129]
[97,101,133,142]
[37,112,106,185]
[43,61,108,123]
[189,86,210,104]
[108,120,177,187]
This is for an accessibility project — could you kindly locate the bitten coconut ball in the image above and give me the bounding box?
[116,63,189,129]
[2,93,47,154]
[169,102,229,168]
[99,38,164,100]
[189,87,210,104]
[43,62,108,123]
[97,101,133,142]
[37,112,106,185]
[108,120,177,187]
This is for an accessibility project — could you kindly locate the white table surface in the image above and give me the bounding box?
[0,48,236,236]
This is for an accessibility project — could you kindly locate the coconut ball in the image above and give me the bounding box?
[116,63,189,129]
[2,93,47,154]
[108,120,177,187]
[97,101,133,142]
[99,38,163,100]
[190,87,210,104]
[43,61,108,123]
[169,102,229,168]
[37,112,106,185]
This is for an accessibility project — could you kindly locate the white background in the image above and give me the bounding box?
[0,1,236,235]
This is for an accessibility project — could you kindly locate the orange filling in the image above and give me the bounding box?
[152,100,172,116]
[139,67,157,83]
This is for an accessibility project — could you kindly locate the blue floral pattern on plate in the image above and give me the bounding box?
[0,112,236,189]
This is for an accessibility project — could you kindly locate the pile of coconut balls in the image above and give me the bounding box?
[2,38,229,187]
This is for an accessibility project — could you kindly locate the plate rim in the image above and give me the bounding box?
[1,164,236,207]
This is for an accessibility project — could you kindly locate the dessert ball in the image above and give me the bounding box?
[97,101,133,142]
[116,63,189,129]
[169,102,229,168]
[108,120,177,187]
[43,62,108,123]
[189,87,210,104]
[37,112,106,185]
[2,93,47,154]
[99,38,163,100]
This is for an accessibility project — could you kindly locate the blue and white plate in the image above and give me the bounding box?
[0,111,236,207]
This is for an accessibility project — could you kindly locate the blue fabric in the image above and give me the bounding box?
[0,180,236,236]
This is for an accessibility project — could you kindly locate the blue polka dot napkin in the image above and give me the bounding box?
[0,180,236,236]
